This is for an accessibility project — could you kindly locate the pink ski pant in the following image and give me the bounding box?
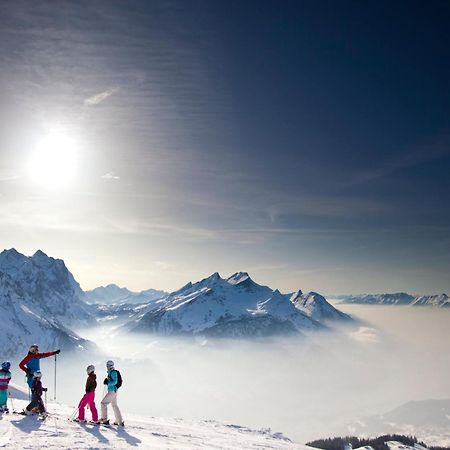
[78,391,98,421]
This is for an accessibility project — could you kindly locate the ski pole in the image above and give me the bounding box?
[8,391,15,412]
[45,390,47,409]
[54,354,57,401]
[69,405,78,421]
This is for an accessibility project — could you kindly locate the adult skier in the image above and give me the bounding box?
[19,344,60,388]
[74,364,99,424]
[100,360,123,426]
[0,361,12,413]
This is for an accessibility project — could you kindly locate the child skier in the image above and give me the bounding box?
[100,360,124,426]
[0,361,12,413]
[21,371,47,417]
[74,364,99,424]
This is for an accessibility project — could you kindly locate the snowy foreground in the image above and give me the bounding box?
[0,384,311,450]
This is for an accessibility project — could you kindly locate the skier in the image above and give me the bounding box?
[100,360,124,426]
[21,371,47,417]
[0,361,12,413]
[74,364,99,424]
[19,344,60,389]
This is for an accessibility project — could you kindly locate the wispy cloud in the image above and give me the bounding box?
[344,131,450,186]
[84,88,117,106]
[349,326,380,344]
[101,172,120,180]
[0,174,18,182]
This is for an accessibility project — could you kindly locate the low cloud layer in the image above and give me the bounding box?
[19,305,446,444]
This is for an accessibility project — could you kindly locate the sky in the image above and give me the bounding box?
[0,0,449,294]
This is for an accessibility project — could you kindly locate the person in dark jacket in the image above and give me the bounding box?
[19,344,60,388]
[21,371,47,416]
[74,365,99,423]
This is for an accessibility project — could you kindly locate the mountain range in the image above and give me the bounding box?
[337,293,449,307]
[0,248,352,356]
[124,271,351,337]
[84,283,167,305]
[348,399,450,447]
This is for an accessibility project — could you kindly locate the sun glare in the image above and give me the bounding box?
[28,130,78,188]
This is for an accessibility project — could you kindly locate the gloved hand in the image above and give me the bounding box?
[43,388,48,392]
[54,349,61,354]
[103,378,108,385]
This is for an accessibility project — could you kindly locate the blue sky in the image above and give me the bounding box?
[0,1,449,294]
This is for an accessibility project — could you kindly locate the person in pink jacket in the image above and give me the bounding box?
[74,365,99,424]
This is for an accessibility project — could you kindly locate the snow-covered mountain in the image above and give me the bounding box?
[348,399,450,447]
[0,271,91,359]
[291,291,352,322]
[0,383,312,449]
[0,248,96,358]
[125,272,351,337]
[411,294,450,307]
[339,293,415,305]
[0,248,93,326]
[338,292,449,307]
[84,283,167,305]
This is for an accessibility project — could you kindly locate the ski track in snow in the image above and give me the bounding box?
[0,397,311,449]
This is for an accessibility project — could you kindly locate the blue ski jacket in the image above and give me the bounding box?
[107,369,118,392]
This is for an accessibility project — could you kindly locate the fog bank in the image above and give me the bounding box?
[18,306,450,443]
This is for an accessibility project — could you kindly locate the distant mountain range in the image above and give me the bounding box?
[337,293,449,307]
[84,283,167,305]
[348,399,450,447]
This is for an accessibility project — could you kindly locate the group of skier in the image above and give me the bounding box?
[0,344,124,426]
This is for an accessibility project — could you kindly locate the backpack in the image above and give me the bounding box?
[109,369,122,389]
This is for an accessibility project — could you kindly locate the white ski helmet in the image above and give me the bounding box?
[33,371,42,378]
[86,365,95,374]
[106,360,114,370]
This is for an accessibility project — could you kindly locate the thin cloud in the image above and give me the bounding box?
[349,326,380,344]
[84,88,117,106]
[344,132,450,186]
[0,174,18,182]
[101,172,120,180]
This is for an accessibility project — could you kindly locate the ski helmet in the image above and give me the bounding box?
[86,365,95,374]
[33,371,42,378]
[1,361,10,370]
[29,344,39,353]
[106,360,114,370]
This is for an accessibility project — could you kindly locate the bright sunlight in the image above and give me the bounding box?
[27,130,78,188]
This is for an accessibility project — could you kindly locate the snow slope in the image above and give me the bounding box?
[0,384,314,450]
[125,272,350,337]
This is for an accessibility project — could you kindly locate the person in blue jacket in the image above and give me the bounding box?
[0,361,12,412]
[99,360,123,426]
[19,344,60,388]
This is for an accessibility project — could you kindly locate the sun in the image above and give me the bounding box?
[28,130,78,188]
